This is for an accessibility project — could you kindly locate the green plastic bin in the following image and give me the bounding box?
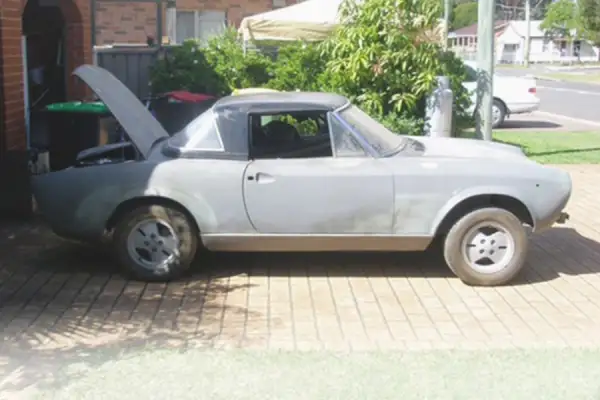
[45,101,110,114]
[42,101,115,171]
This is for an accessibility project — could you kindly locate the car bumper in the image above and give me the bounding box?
[532,170,572,233]
[556,211,570,224]
[508,102,539,114]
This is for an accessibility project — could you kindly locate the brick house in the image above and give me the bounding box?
[0,0,297,162]
[94,0,298,46]
[0,0,91,155]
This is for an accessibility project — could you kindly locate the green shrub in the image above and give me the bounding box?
[203,28,274,95]
[320,0,471,135]
[378,113,426,136]
[149,41,225,95]
[150,28,274,96]
[266,41,329,92]
[149,2,471,137]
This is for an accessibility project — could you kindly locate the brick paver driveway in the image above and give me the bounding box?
[1,165,600,353]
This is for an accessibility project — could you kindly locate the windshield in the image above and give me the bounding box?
[337,105,406,156]
[167,108,224,151]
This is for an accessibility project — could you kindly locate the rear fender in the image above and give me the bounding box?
[78,186,217,234]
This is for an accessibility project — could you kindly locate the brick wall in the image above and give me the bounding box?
[1,1,27,151]
[95,2,159,45]
[94,0,298,45]
[0,0,92,152]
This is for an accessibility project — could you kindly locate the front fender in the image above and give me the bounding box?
[429,186,537,236]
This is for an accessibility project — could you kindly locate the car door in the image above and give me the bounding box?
[242,111,394,235]
[462,63,478,114]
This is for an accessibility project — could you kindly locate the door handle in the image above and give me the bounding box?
[247,172,275,183]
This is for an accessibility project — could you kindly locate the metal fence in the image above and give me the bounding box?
[93,43,283,99]
[93,45,173,99]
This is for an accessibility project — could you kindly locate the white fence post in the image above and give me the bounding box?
[425,76,454,138]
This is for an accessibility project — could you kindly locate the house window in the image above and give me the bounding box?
[272,0,286,8]
[175,10,227,44]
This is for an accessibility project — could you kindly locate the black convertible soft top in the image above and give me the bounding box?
[214,92,349,112]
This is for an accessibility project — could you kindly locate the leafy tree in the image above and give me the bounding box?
[321,0,471,134]
[532,0,555,20]
[266,42,329,92]
[451,1,478,30]
[151,0,472,135]
[150,28,274,96]
[149,41,225,95]
[203,28,274,94]
[541,0,580,39]
[578,0,600,48]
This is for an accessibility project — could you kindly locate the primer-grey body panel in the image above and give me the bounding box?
[380,147,571,236]
[32,65,572,252]
[33,157,253,241]
[242,158,394,234]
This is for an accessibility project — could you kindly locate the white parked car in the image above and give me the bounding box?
[463,61,539,129]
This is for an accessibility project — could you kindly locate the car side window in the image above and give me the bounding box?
[328,113,368,158]
[172,109,224,151]
[249,111,333,159]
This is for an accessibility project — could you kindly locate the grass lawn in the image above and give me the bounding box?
[461,131,600,164]
[539,72,600,84]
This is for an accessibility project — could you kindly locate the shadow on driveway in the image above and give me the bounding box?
[500,119,562,130]
[1,220,599,394]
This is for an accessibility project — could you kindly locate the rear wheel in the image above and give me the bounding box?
[113,204,198,281]
[491,99,507,129]
[443,207,528,286]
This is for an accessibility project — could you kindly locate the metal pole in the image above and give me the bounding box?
[91,0,97,47]
[476,0,495,141]
[443,0,451,50]
[156,0,163,48]
[524,0,531,67]
[165,0,176,44]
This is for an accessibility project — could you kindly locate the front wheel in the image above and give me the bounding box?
[113,204,198,281]
[443,207,528,286]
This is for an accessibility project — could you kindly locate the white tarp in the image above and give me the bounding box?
[239,0,343,42]
[239,0,445,43]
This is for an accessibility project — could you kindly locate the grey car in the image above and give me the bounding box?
[32,65,572,286]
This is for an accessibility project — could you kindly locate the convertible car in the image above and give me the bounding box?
[32,65,572,286]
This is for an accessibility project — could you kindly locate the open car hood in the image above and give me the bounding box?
[73,65,169,159]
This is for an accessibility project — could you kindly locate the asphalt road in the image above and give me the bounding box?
[496,67,600,127]
[536,80,600,124]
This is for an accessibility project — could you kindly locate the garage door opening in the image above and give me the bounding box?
[22,0,84,150]
[23,0,68,109]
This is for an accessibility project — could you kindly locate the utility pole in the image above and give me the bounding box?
[524,0,531,67]
[475,0,495,141]
[443,0,451,50]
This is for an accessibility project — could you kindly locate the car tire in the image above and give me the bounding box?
[113,204,198,282]
[491,99,506,129]
[443,207,528,286]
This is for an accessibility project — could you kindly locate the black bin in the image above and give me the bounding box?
[151,92,217,135]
